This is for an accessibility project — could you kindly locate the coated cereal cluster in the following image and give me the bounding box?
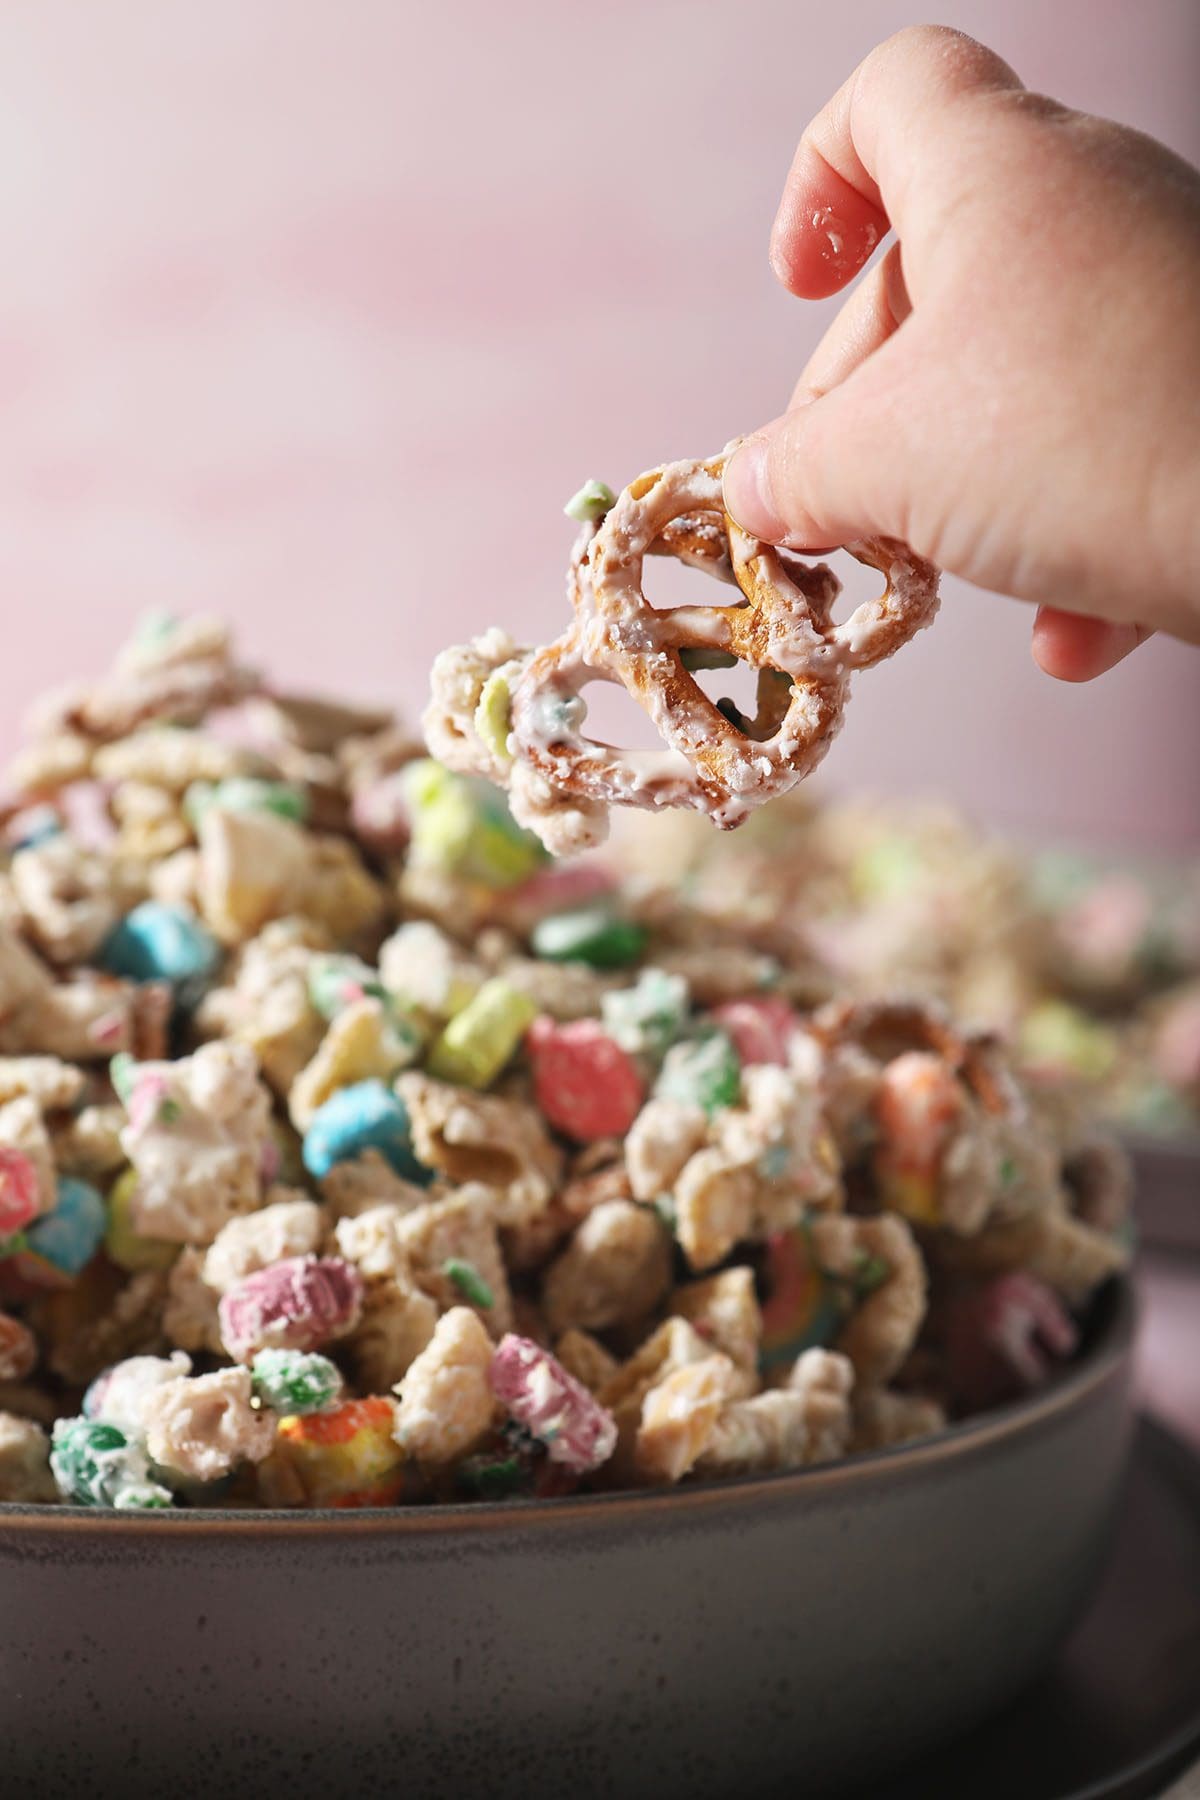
[0,618,1130,1509]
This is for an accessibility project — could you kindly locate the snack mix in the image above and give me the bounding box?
[0,604,1144,1510]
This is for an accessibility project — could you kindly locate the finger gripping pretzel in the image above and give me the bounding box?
[507,450,938,834]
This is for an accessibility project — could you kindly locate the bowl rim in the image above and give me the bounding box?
[0,1278,1136,1538]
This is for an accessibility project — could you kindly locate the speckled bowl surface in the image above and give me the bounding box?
[0,1282,1135,1800]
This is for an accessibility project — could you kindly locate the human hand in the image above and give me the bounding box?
[723,26,1200,679]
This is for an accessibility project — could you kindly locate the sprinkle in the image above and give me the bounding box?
[443,1258,495,1310]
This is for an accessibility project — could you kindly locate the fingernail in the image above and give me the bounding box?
[723,435,787,542]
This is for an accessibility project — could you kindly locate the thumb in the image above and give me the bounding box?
[724,347,927,550]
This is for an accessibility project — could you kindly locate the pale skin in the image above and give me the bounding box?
[722,25,1200,681]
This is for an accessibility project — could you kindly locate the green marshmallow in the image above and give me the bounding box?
[425,978,537,1089]
[251,1349,343,1416]
[403,760,546,888]
[563,479,616,523]
[530,907,648,970]
[307,954,388,1021]
[50,1417,173,1510]
[655,1029,741,1116]
[184,777,309,828]
[474,670,515,769]
[601,968,690,1057]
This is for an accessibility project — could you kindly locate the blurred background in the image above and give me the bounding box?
[0,0,1196,849]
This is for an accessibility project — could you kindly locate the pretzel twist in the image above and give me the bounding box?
[508,450,939,831]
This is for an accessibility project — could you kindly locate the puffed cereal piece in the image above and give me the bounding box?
[541,1200,673,1336]
[498,753,605,860]
[319,1150,431,1220]
[202,1196,327,1294]
[49,1103,127,1180]
[148,847,202,912]
[650,944,783,1008]
[810,1213,927,1387]
[142,1366,277,1485]
[397,1071,562,1229]
[694,1349,854,1475]
[720,1053,842,1225]
[597,1317,715,1481]
[0,1055,85,1112]
[0,1411,56,1502]
[554,1328,619,1396]
[392,1307,496,1464]
[341,1278,440,1391]
[119,1041,274,1245]
[673,1148,757,1273]
[5,731,94,798]
[850,1388,947,1453]
[388,1187,514,1335]
[0,973,158,1064]
[635,1353,742,1483]
[10,838,141,965]
[258,690,396,755]
[162,1248,224,1354]
[625,1097,708,1203]
[670,1267,762,1372]
[377,920,484,1020]
[196,808,312,945]
[599,1317,715,1416]
[934,1205,1128,1308]
[334,1202,419,1281]
[0,924,55,1021]
[297,836,388,944]
[194,918,328,1095]
[199,806,385,943]
[289,998,418,1131]
[93,727,272,793]
[84,1350,193,1433]
[497,953,617,1023]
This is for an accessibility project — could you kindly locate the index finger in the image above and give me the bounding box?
[770,25,1023,299]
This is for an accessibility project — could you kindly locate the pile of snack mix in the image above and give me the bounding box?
[0,618,1142,1507]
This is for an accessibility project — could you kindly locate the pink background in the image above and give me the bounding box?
[0,0,1196,849]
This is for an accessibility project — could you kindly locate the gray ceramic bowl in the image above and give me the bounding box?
[0,1282,1134,1799]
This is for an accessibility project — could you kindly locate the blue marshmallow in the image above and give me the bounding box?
[301,1080,433,1185]
[98,902,222,1002]
[24,1177,107,1279]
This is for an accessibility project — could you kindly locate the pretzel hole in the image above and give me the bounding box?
[802,548,880,626]
[641,531,736,610]
[685,657,789,738]
[569,678,678,753]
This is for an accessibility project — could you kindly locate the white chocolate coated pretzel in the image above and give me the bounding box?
[509,451,939,833]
